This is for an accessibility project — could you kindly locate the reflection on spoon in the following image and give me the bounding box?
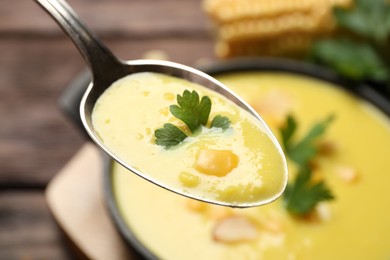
[35,0,288,207]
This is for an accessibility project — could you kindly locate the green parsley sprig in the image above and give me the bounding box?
[210,115,231,130]
[309,0,390,95]
[283,166,334,215]
[281,114,335,167]
[154,90,231,149]
[155,123,187,148]
[280,114,335,215]
[170,90,211,132]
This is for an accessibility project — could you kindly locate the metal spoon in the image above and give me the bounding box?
[36,0,287,207]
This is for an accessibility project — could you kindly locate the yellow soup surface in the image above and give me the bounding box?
[112,72,390,260]
[92,72,287,206]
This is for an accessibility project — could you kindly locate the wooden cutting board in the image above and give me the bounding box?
[46,143,135,260]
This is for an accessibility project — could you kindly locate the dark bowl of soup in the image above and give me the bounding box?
[61,57,390,260]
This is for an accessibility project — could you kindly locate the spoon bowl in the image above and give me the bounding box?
[36,0,288,207]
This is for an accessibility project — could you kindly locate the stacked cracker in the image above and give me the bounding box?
[203,0,352,58]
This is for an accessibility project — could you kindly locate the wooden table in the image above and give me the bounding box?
[0,0,214,258]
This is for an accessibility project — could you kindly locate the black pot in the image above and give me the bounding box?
[60,57,390,259]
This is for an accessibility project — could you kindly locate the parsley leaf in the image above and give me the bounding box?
[283,167,335,215]
[155,90,231,149]
[280,114,335,166]
[334,0,390,45]
[280,115,336,215]
[170,90,211,132]
[280,114,297,150]
[210,115,231,130]
[154,123,187,148]
[309,0,390,87]
[310,38,390,82]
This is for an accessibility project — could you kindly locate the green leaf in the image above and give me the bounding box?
[280,116,336,216]
[293,115,334,150]
[154,123,187,149]
[334,0,390,44]
[288,145,317,167]
[210,115,231,130]
[170,90,211,132]
[280,114,335,166]
[280,114,297,150]
[283,167,335,215]
[154,89,232,149]
[310,39,390,81]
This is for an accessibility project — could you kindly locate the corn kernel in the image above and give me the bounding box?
[194,149,239,177]
[179,172,201,187]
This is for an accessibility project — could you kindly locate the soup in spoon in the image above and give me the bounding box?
[92,72,287,207]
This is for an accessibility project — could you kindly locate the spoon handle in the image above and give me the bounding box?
[36,0,122,82]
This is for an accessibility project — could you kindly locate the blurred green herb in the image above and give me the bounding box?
[310,0,390,92]
[334,0,390,44]
[280,114,335,167]
[280,114,335,215]
[283,166,335,215]
[154,90,231,149]
[311,39,389,82]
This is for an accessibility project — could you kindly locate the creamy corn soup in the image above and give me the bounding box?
[92,72,287,206]
[112,72,390,259]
